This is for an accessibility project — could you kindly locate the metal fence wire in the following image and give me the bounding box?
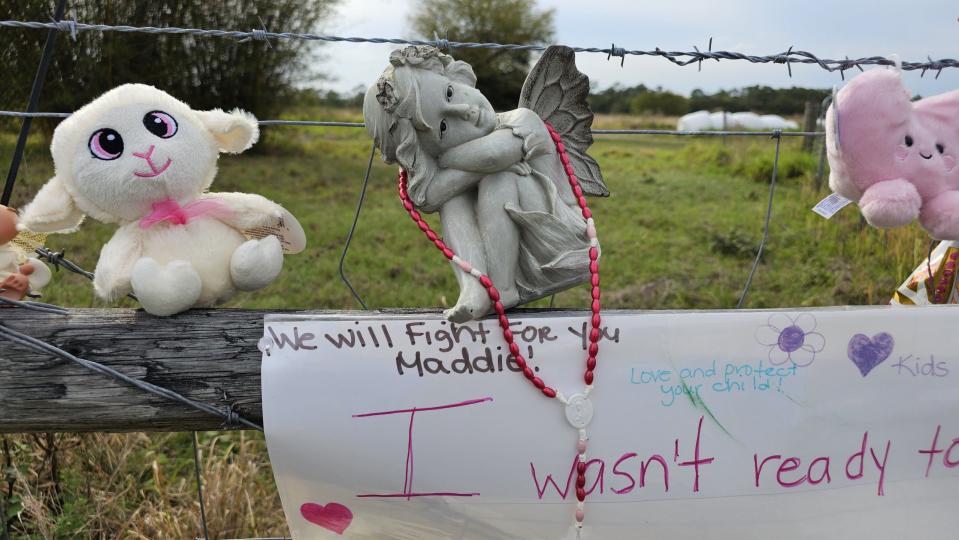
[2,10,953,540]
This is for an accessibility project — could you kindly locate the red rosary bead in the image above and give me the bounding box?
[576,488,586,502]
[584,371,594,384]
[542,387,557,398]
[576,475,586,488]
[587,356,597,371]
[577,461,587,474]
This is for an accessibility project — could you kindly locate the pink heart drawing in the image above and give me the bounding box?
[300,502,353,535]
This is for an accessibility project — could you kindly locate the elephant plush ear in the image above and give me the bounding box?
[195,108,260,154]
[914,89,959,126]
[18,175,85,233]
[831,68,913,182]
[836,68,912,131]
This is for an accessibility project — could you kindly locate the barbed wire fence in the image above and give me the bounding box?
[1,8,956,540]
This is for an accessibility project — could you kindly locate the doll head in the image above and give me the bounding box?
[0,206,17,245]
[827,68,959,200]
[19,84,259,231]
[364,46,496,205]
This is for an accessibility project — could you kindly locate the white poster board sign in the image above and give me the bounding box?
[261,307,959,539]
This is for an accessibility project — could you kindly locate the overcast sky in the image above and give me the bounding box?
[316,0,959,99]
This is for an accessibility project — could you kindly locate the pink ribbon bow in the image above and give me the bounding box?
[139,198,232,229]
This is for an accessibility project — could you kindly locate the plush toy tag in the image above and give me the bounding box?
[812,193,852,219]
[244,207,306,254]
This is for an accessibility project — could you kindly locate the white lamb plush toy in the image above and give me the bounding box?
[19,84,305,316]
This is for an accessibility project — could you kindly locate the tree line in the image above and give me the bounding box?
[1,0,337,131]
[309,83,831,117]
[588,84,831,116]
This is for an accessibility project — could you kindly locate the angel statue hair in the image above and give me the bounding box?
[364,45,607,322]
[18,84,305,316]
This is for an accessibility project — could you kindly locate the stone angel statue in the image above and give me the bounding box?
[364,45,607,322]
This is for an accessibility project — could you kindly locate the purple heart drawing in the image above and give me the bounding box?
[847,333,895,377]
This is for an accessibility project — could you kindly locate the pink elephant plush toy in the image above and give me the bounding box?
[826,67,959,240]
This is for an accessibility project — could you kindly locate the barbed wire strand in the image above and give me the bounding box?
[339,144,376,309]
[0,323,263,431]
[34,247,94,280]
[0,293,70,315]
[736,131,783,308]
[33,246,138,300]
[0,112,824,137]
[1,19,957,73]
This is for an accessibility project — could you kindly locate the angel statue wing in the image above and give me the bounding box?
[518,45,609,197]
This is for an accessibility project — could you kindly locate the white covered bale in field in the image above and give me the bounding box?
[760,114,799,130]
[730,112,765,129]
[708,111,730,129]
[677,110,712,131]
[678,110,799,131]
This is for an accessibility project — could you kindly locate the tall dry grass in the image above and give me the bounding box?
[3,432,287,539]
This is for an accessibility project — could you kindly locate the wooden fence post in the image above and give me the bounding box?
[802,101,819,152]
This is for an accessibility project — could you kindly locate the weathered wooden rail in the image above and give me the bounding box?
[0,308,283,433]
[2,307,578,433]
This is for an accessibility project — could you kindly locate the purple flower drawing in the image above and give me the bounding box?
[755,313,825,367]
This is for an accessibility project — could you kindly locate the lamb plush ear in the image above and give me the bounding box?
[18,176,85,233]
[195,108,260,154]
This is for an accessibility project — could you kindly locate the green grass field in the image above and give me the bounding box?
[0,109,933,538]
